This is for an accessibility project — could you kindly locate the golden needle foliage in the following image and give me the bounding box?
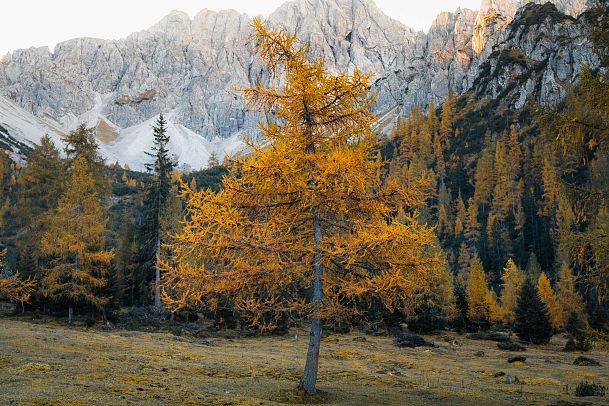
[0,248,35,304]
[555,263,585,330]
[163,19,443,329]
[467,255,499,323]
[537,272,561,330]
[40,156,112,309]
[0,275,35,304]
[499,258,525,325]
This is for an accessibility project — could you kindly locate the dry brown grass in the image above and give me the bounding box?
[0,319,607,405]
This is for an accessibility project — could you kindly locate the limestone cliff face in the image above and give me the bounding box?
[472,0,516,54]
[424,8,479,102]
[465,2,598,109]
[268,0,426,117]
[1,0,428,141]
[0,0,600,169]
[471,0,592,54]
[1,9,258,139]
[525,0,593,16]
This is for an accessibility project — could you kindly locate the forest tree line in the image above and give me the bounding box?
[0,120,226,320]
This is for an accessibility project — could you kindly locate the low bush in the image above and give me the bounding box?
[575,381,606,397]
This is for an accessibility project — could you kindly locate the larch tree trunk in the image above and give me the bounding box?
[299,109,325,395]
[300,210,324,394]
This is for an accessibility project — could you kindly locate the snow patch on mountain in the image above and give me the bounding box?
[0,94,244,171]
[100,113,245,171]
[0,95,64,149]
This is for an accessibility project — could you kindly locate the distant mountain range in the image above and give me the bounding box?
[0,0,597,170]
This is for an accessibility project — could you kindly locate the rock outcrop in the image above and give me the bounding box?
[465,2,598,109]
[0,0,599,170]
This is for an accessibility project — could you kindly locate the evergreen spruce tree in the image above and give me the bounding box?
[159,171,183,267]
[41,156,112,322]
[514,278,553,344]
[526,251,542,280]
[140,113,175,309]
[564,310,591,351]
[454,277,469,332]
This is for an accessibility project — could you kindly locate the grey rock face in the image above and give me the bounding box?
[1,8,259,139]
[0,0,599,168]
[465,2,598,110]
[427,8,479,99]
[479,0,592,19]
[523,0,593,16]
[3,0,429,140]
[472,0,592,54]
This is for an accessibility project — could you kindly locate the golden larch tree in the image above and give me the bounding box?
[0,249,35,306]
[537,272,561,330]
[0,274,34,305]
[162,19,443,395]
[41,156,113,322]
[499,258,525,326]
[467,255,499,325]
[555,263,585,329]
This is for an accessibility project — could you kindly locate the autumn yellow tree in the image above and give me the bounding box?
[12,135,64,278]
[498,258,525,326]
[41,156,113,322]
[0,275,34,304]
[467,255,499,328]
[555,263,585,329]
[0,249,35,307]
[537,272,561,330]
[162,19,443,395]
[439,89,456,142]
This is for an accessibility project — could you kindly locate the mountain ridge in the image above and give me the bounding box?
[0,0,598,170]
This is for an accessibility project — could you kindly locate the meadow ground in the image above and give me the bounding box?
[0,317,607,405]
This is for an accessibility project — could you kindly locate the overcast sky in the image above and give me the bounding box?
[0,0,481,55]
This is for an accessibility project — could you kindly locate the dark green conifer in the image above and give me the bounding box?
[138,113,175,309]
[514,278,553,344]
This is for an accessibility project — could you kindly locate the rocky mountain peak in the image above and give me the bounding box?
[148,10,192,36]
[0,0,599,170]
[523,0,593,17]
[479,0,519,17]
